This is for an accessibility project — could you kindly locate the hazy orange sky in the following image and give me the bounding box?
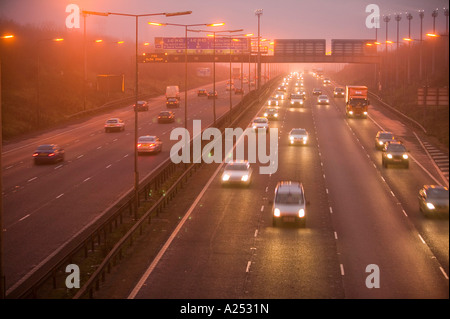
[1,0,448,44]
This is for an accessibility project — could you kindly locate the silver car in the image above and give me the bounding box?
[289,128,309,145]
[317,94,329,104]
[375,131,395,150]
[251,117,269,132]
[137,135,162,154]
[272,181,308,227]
[221,160,253,186]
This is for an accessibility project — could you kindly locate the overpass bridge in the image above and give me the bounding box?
[141,38,381,64]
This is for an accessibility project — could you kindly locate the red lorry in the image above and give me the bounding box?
[345,85,369,118]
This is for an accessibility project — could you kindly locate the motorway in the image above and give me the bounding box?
[2,78,246,291]
[127,73,449,299]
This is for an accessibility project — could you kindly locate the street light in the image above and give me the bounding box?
[36,38,64,128]
[148,21,224,132]
[0,33,15,300]
[85,9,192,215]
[255,9,263,90]
[196,29,244,125]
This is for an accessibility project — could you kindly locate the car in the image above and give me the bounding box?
[207,91,218,99]
[267,97,279,106]
[166,97,179,108]
[197,89,208,96]
[235,88,244,95]
[333,87,345,97]
[133,100,149,111]
[323,78,331,84]
[418,185,449,216]
[33,144,65,164]
[104,118,125,132]
[289,93,305,106]
[382,141,409,168]
[312,88,322,95]
[137,135,162,154]
[375,131,395,150]
[317,94,330,104]
[288,128,309,145]
[251,117,269,132]
[275,91,286,100]
[158,110,175,123]
[226,84,235,91]
[263,107,279,120]
[221,160,253,186]
[277,86,287,92]
[271,181,308,227]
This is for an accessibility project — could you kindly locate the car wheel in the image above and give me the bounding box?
[105,128,109,133]
[405,162,409,169]
[272,217,278,227]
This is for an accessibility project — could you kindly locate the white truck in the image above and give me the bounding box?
[165,85,180,108]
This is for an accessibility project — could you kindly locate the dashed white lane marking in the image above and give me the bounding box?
[27,177,37,183]
[340,264,345,276]
[56,193,64,199]
[19,214,30,222]
[246,261,252,273]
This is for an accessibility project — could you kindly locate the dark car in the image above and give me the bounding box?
[158,110,175,123]
[197,89,208,96]
[235,88,244,95]
[418,185,449,216]
[312,88,322,95]
[133,100,149,111]
[375,131,395,150]
[382,141,409,168]
[333,87,345,97]
[166,98,179,108]
[207,91,218,99]
[33,144,65,164]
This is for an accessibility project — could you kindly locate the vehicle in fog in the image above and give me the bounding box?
[104,118,125,132]
[166,97,180,108]
[251,117,269,132]
[345,85,369,118]
[418,185,449,216]
[221,160,253,186]
[137,136,162,154]
[158,111,175,123]
[288,128,309,145]
[317,94,330,105]
[263,107,279,120]
[33,144,65,164]
[289,93,305,107]
[333,87,345,98]
[382,141,409,168]
[166,86,180,101]
[133,100,149,111]
[375,131,395,150]
[271,181,307,227]
[197,89,208,96]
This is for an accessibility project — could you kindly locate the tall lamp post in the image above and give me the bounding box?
[255,9,263,90]
[148,22,224,132]
[0,33,15,299]
[406,12,413,84]
[431,9,439,75]
[395,13,401,85]
[419,10,424,80]
[89,10,192,214]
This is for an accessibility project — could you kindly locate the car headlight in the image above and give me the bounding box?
[364,111,368,115]
[349,111,354,115]
[379,141,384,145]
[291,101,294,104]
[264,113,268,117]
[274,208,281,217]
[222,174,230,181]
[274,114,278,117]
[289,136,294,140]
[426,202,435,210]
[387,154,393,159]
[241,175,249,182]
[402,154,408,159]
[253,126,257,129]
[298,209,305,218]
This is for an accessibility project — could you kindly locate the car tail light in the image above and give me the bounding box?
[48,153,55,157]
[137,144,142,148]
[32,153,39,157]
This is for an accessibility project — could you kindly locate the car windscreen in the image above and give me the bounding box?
[254,119,267,123]
[387,144,406,152]
[37,145,54,150]
[291,129,306,135]
[379,133,393,139]
[225,164,248,171]
[276,192,304,204]
[139,137,155,143]
[106,119,118,123]
[427,189,449,199]
[159,112,171,116]
[349,98,367,106]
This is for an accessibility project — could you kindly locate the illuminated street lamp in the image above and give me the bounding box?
[84,9,192,215]
[36,38,64,128]
[148,21,224,131]
[0,33,15,299]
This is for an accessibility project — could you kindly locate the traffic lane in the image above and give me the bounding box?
[329,95,449,275]
[133,164,268,299]
[245,99,345,299]
[313,95,449,298]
